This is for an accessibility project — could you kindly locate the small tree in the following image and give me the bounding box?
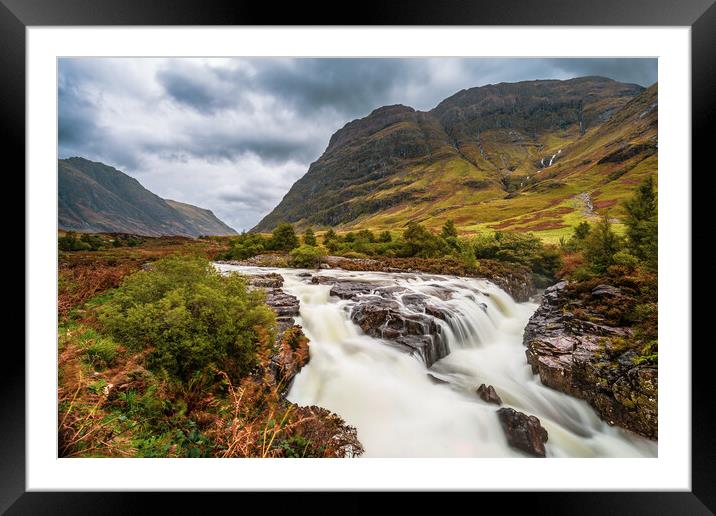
[323,228,337,245]
[303,227,317,246]
[583,214,622,274]
[323,228,340,254]
[269,223,299,251]
[573,221,591,240]
[624,176,657,268]
[378,230,392,243]
[457,238,478,270]
[355,229,375,243]
[441,219,458,239]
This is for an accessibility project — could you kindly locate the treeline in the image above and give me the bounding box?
[59,231,143,251]
[222,219,562,281]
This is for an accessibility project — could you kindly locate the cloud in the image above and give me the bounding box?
[58,57,657,230]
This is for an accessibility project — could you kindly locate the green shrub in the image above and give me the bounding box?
[83,336,119,369]
[99,255,275,383]
[457,238,478,270]
[289,245,324,268]
[441,219,458,239]
[80,234,106,250]
[267,223,300,251]
[531,245,562,278]
[401,221,451,258]
[378,231,392,243]
[583,215,623,274]
[612,249,640,270]
[303,228,317,246]
[58,232,92,251]
[574,221,591,241]
[354,229,375,243]
[223,233,266,260]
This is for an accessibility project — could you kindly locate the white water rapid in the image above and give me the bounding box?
[216,264,657,458]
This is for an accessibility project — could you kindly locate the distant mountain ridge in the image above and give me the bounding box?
[58,157,236,237]
[253,76,656,239]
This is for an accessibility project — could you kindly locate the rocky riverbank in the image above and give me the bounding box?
[243,273,307,394]
[523,281,658,439]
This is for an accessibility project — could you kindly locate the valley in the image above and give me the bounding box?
[56,75,659,459]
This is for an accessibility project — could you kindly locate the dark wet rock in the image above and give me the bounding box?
[330,282,375,300]
[297,272,312,278]
[477,384,502,405]
[424,285,455,301]
[310,276,380,300]
[400,293,430,311]
[394,335,449,367]
[350,298,449,367]
[425,304,449,321]
[523,280,657,439]
[397,293,449,321]
[496,408,548,457]
[374,285,409,298]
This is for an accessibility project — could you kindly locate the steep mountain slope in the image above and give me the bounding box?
[165,199,237,236]
[253,77,656,240]
[58,157,237,236]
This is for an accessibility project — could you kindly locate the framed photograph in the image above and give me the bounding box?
[8,0,712,511]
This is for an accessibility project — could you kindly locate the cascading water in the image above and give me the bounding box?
[216,264,657,458]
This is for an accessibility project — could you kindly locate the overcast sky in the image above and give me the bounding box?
[59,58,657,231]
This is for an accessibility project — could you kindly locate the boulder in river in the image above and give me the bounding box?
[350,297,449,367]
[477,384,502,405]
[496,407,548,457]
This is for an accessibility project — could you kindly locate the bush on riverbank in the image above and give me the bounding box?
[99,254,276,383]
[289,244,324,268]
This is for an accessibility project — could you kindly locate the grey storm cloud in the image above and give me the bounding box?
[58,57,657,230]
[157,68,239,114]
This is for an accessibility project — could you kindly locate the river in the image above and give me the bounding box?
[215,264,657,458]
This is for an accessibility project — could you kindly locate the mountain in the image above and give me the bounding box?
[253,77,657,240]
[58,157,237,237]
[165,199,237,236]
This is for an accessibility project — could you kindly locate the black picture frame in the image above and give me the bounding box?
[6,0,713,512]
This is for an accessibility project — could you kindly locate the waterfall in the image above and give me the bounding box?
[215,264,657,458]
